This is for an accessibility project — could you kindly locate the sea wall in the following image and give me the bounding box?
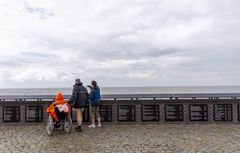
[0,94,240,124]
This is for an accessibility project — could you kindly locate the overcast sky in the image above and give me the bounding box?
[0,0,240,88]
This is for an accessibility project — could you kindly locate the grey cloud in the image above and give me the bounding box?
[30,33,183,60]
[24,2,54,18]
[0,60,23,67]
[1,0,240,87]
[85,47,182,60]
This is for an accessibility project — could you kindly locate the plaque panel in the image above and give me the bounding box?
[25,106,43,122]
[3,106,20,122]
[100,105,112,122]
[214,104,232,121]
[189,104,208,121]
[142,105,159,121]
[117,105,135,122]
[165,104,183,121]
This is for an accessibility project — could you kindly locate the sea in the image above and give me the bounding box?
[1,86,240,95]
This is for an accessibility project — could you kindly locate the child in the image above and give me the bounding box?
[47,92,70,122]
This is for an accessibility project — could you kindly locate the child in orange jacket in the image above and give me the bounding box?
[47,92,71,122]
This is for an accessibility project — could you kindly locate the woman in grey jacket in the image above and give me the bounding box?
[68,78,88,132]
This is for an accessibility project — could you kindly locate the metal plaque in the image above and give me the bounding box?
[165,104,183,121]
[3,106,20,122]
[190,104,208,121]
[117,105,135,122]
[100,105,112,122]
[142,105,159,121]
[25,106,43,122]
[214,104,232,121]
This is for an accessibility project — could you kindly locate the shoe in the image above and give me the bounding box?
[88,124,96,128]
[75,126,82,132]
[54,123,61,128]
[75,126,79,130]
[97,124,101,128]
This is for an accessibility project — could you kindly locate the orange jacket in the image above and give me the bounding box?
[47,92,70,122]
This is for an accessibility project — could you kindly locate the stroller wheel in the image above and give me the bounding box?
[64,115,72,134]
[46,115,54,136]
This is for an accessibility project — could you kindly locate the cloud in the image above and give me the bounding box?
[0,0,240,87]
[24,1,54,19]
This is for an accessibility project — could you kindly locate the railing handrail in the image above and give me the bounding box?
[0,93,240,101]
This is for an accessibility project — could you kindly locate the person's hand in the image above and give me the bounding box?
[87,85,93,89]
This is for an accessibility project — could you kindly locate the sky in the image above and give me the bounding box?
[0,0,240,88]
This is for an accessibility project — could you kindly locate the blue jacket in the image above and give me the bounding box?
[89,86,101,106]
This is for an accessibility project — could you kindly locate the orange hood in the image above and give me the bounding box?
[47,92,67,113]
[56,92,64,101]
[54,92,67,105]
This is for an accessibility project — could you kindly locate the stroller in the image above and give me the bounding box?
[46,92,72,136]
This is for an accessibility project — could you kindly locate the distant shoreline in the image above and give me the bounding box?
[1,86,240,95]
[1,85,240,89]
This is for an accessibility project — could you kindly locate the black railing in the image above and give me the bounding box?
[0,93,240,101]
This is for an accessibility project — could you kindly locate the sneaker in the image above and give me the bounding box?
[75,126,82,132]
[88,124,96,128]
[97,124,101,128]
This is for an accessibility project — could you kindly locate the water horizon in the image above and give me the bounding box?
[1,85,240,95]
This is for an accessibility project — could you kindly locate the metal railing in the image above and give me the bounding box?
[0,93,240,101]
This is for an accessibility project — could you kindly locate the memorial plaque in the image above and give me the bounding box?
[117,105,135,122]
[190,104,208,121]
[26,106,43,122]
[3,106,20,122]
[165,104,183,121]
[100,105,112,122]
[142,105,159,121]
[214,104,232,121]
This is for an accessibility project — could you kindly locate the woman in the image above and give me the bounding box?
[68,78,88,132]
[88,80,101,128]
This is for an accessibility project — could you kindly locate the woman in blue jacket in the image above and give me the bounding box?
[88,80,101,128]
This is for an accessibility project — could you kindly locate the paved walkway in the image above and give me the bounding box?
[1,124,240,153]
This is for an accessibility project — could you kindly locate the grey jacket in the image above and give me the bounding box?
[68,83,88,108]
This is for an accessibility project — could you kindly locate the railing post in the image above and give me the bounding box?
[20,105,25,123]
[0,105,2,123]
[135,101,142,122]
[232,102,238,123]
[43,104,48,124]
[159,103,165,123]
[208,103,214,122]
[183,103,189,122]
[112,100,118,122]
